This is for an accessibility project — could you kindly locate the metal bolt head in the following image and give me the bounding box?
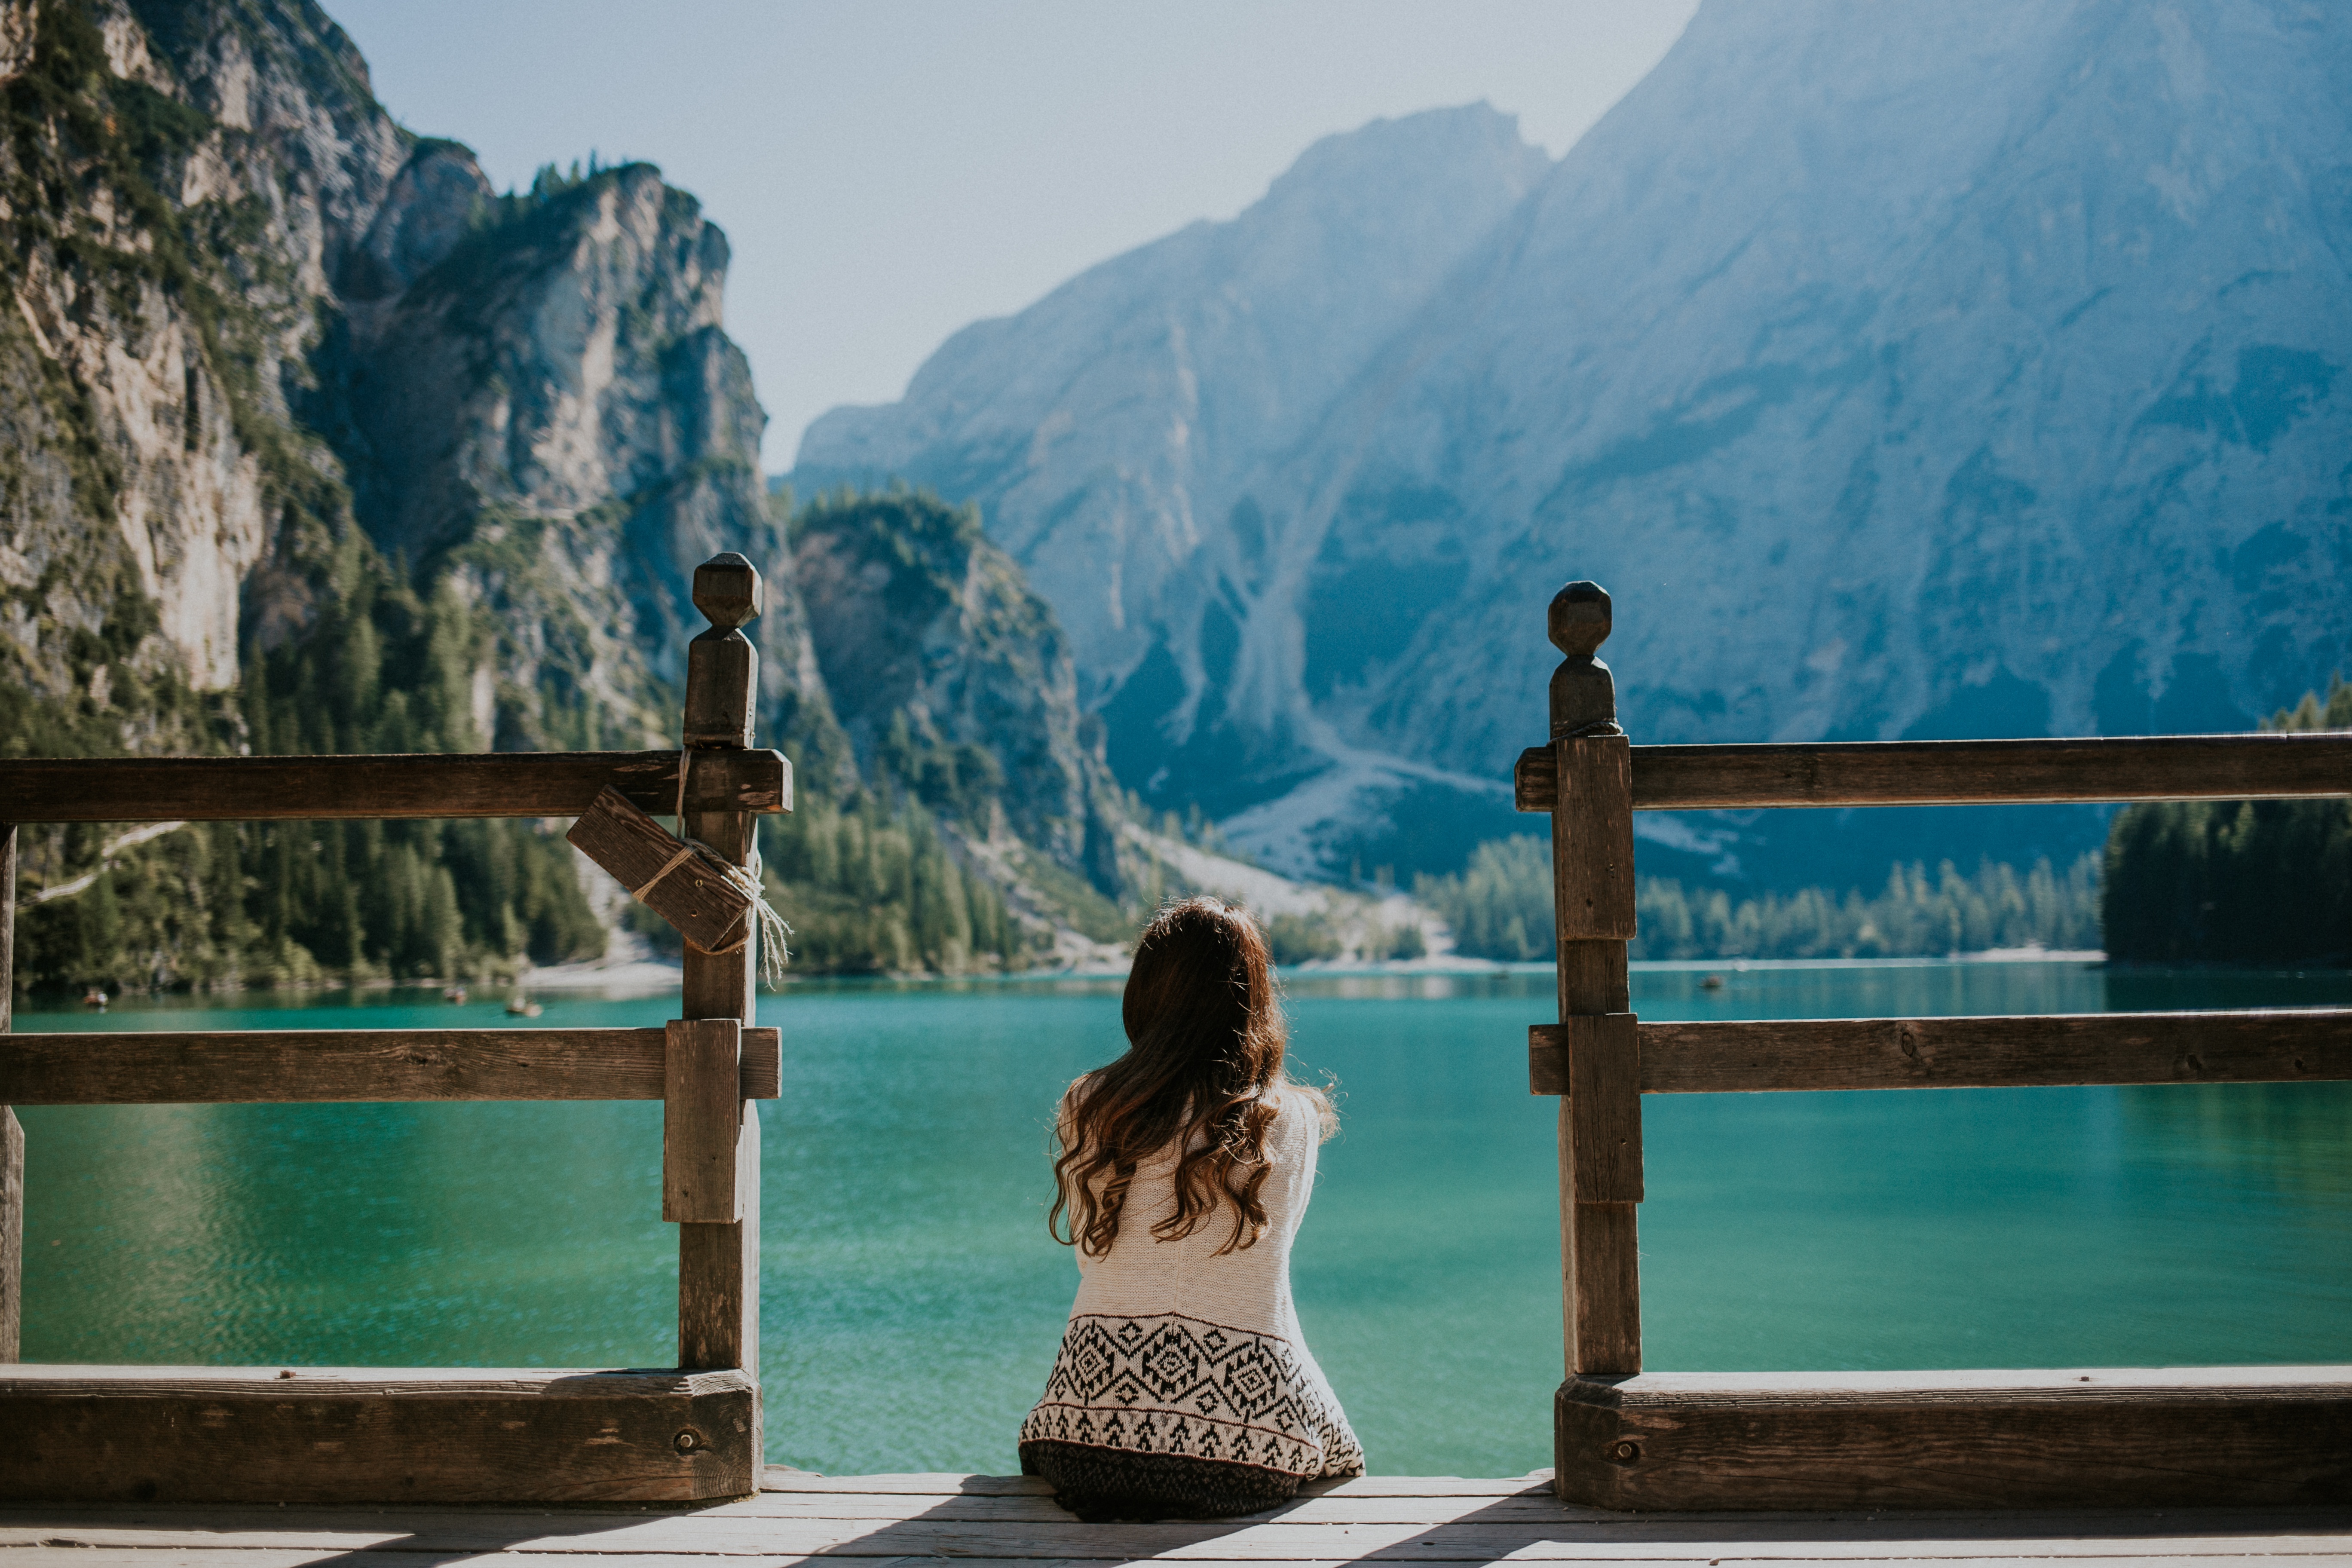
[1608,1439,1642,1464]
[1549,581,1611,657]
[674,1428,702,1454]
[693,553,763,629]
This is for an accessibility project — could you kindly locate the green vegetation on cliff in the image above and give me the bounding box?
[13,545,604,994]
[2102,678,2352,966]
[1418,836,2101,961]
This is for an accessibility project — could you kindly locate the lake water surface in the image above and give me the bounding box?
[13,961,2351,1476]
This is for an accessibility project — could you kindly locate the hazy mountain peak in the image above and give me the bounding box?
[798,0,2352,888]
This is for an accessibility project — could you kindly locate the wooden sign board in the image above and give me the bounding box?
[566,786,754,955]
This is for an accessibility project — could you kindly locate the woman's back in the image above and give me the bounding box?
[1069,1082,1320,1336]
[1018,899,1362,1522]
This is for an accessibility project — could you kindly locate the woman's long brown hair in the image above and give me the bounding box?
[1050,898,1328,1258]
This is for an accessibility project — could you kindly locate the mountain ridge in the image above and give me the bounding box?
[793,0,2352,886]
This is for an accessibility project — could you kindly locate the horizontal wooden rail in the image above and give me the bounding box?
[1528,1008,2352,1095]
[0,749,792,824]
[1513,732,2352,812]
[1557,1365,2352,1510]
[0,1026,782,1103]
[0,1364,757,1503]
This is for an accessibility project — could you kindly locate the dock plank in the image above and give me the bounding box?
[7,1507,2352,1559]
[3,1474,2349,1566]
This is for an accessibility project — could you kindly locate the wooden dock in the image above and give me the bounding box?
[4,1468,2349,1565]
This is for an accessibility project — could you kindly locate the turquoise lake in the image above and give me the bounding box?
[12,961,2352,1477]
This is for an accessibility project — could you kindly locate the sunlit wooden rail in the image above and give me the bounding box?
[0,554,787,1505]
[1515,579,2352,1512]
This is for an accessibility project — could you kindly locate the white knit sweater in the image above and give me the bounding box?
[1019,1082,1363,1479]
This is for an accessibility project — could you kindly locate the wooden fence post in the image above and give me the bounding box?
[2,822,20,1363]
[674,556,763,1423]
[1547,583,1642,1378]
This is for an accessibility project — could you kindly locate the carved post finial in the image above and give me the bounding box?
[1549,581,1611,657]
[684,554,760,750]
[693,553,763,630]
[1548,580,1622,739]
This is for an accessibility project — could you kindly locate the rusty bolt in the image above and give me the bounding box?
[674,1428,702,1454]
[1608,1439,1641,1464]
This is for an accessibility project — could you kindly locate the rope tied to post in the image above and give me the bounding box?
[622,750,791,983]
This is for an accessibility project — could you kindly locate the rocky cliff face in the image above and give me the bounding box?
[0,0,403,749]
[796,0,2352,888]
[3,0,1114,986]
[790,489,1124,889]
[0,0,840,766]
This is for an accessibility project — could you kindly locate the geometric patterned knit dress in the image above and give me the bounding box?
[1018,1082,1365,1515]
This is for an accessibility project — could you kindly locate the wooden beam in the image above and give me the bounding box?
[1529,1009,2352,1096]
[1544,583,1642,1382]
[665,1019,744,1223]
[0,749,791,824]
[0,1027,783,1104]
[1551,1014,1642,1203]
[1,821,17,1364]
[569,788,758,956]
[1514,733,2352,813]
[677,555,763,1396]
[0,1107,17,1366]
[1556,1366,2352,1510]
[0,1365,757,1504]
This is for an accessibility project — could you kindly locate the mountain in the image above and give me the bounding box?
[2,0,1128,989]
[795,0,2352,888]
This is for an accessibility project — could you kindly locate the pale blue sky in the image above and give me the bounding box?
[326,2,1696,468]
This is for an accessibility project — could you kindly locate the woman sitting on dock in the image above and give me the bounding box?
[1019,897,1364,1520]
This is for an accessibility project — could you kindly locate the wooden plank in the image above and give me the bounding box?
[0,749,791,825]
[1516,734,2352,814]
[732,1489,1592,1524]
[678,555,763,1389]
[2,821,16,1365]
[14,1546,2352,1568]
[1537,1016,1643,1203]
[0,1366,758,1504]
[569,788,758,956]
[1544,588,1642,1384]
[0,1106,17,1365]
[1515,744,1555,813]
[1550,739,1635,941]
[7,1504,2349,1557]
[1556,1367,2352,1511]
[1568,1009,2352,1096]
[0,1027,783,1103]
[666,1019,744,1224]
[753,1470,1552,1498]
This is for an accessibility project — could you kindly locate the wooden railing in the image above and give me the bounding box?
[1516,581,2352,1512]
[0,553,787,1506]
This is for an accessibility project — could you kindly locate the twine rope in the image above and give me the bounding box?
[621,750,790,983]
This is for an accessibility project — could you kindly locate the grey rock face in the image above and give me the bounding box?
[791,490,1123,887]
[317,160,839,757]
[796,104,1550,720]
[796,0,2352,884]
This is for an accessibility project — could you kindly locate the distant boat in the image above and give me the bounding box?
[505,995,542,1018]
[81,987,108,1009]
[442,985,468,1004]
[1700,974,1726,991]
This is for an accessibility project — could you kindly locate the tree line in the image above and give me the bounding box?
[1415,836,2101,962]
[2101,677,2351,965]
[13,543,604,993]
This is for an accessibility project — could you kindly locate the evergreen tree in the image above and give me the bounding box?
[1416,837,2101,961]
[2102,677,2352,965]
